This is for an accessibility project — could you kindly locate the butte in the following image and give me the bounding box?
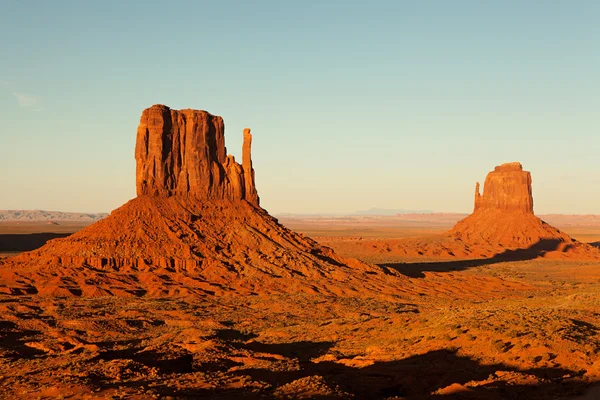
[0,105,400,297]
[448,162,572,249]
[362,162,600,260]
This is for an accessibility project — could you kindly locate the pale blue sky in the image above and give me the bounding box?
[1,1,598,214]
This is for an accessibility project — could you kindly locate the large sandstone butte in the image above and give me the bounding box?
[473,162,533,213]
[0,105,400,297]
[135,105,259,204]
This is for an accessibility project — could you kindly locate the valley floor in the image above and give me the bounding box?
[1,219,600,398]
[1,261,600,398]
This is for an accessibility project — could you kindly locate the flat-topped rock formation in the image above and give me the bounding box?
[448,162,572,247]
[356,162,600,261]
[135,105,259,204]
[474,162,533,213]
[0,105,400,297]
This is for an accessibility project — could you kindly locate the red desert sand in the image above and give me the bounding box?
[0,106,600,399]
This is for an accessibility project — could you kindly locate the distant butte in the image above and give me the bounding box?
[447,162,573,248]
[359,162,600,260]
[473,162,533,213]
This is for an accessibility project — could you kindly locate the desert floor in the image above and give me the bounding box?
[1,217,600,399]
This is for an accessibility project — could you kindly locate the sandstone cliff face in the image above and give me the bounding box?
[135,105,259,205]
[474,162,533,213]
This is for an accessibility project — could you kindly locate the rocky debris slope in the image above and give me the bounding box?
[0,105,402,297]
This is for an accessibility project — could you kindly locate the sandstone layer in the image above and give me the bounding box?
[474,162,533,213]
[135,105,259,205]
[0,105,400,297]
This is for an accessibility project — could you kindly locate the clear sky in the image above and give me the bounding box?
[1,1,598,215]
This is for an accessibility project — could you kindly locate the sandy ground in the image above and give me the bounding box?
[1,217,600,398]
[279,214,600,264]
[277,214,600,243]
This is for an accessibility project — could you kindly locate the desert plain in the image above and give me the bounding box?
[1,105,600,400]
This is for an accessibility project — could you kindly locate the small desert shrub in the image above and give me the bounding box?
[493,340,513,353]
[441,333,456,341]
[507,329,521,338]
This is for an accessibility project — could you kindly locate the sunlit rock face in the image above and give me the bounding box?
[473,162,533,214]
[135,104,259,205]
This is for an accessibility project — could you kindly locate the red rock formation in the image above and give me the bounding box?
[361,162,600,260]
[0,105,397,297]
[135,105,259,205]
[242,128,259,205]
[449,162,573,248]
[473,162,533,213]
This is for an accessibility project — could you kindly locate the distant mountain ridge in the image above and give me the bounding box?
[0,210,108,222]
[353,208,434,216]
[276,208,434,217]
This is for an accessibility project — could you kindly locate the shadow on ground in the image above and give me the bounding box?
[0,320,45,360]
[0,233,71,253]
[379,239,569,278]
[87,328,597,399]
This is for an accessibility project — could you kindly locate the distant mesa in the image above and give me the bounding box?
[447,162,573,248]
[473,162,533,214]
[363,162,600,260]
[354,208,434,216]
[0,105,393,297]
[0,210,107,222]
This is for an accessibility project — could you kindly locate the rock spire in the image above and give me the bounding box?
[448,161,571,247]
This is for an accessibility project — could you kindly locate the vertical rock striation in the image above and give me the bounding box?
[473,162,533,213]
[135,104,259,205]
